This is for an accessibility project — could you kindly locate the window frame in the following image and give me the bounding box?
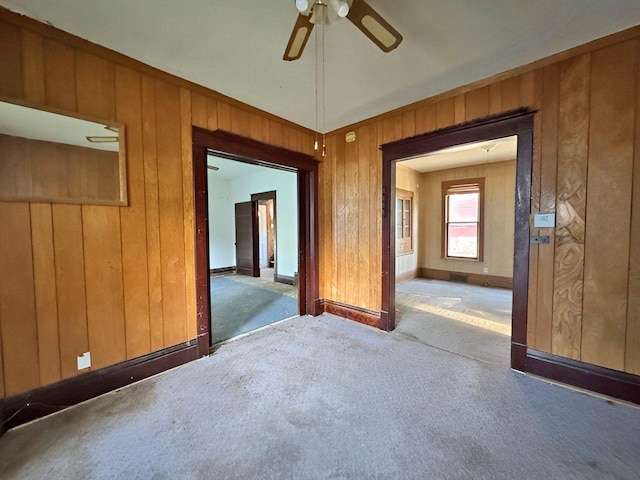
[395,188,414,256]
[441,178,485,261]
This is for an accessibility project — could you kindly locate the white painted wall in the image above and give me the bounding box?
[207,166,298,278]
[229,169,298,278]
[207,171,235,269]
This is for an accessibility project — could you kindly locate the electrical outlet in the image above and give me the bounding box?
[77,352,91,370]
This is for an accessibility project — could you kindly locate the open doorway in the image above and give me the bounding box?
[207,156,298,344]
[381,110,535,371]
[393,136,517,365]
[192,129,319,355]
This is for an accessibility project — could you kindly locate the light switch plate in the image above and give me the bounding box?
[534,213,555,228]
[77,351,91,370]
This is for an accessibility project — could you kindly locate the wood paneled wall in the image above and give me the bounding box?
[418,160,516,278]
[0,12,315,398]
[318,30,640,375]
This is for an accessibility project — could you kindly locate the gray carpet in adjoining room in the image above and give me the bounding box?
[1,314,639,480]
[210,274,297,344]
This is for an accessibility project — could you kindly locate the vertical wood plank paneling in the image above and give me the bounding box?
[141,75,164,351]
[269,120,284,147]
[0,22,23,98]
[30,204,61,385]
[581,41,636,370]
[415,104,436,135]
[116,66,151,359]
[454,94,466,124]
[551,54,591,360]
[465,86,490,121]
[358,125,371,309]
[326,135,338,299]
[0,204,39,395]
[75,51,115,119]
[402,111,415,139]
[180,88,197,340]
[335,134,346,304]
[626,40,640,374]
[217,102,232,132]
[436,98,455,129]
[52,204,89,378]
[489,83,502,114]
[370,122,381,310]
[83,206,126,370]
[190,92,207,129]
[155,79,188,347]
[230,105,251,137]
[43,39,76,111]
[21,30,45,103]
[501,76,521,111]
[344,132,359,306]
[535,65,560,353]
[249,113,264,141]
[206,98,218,131]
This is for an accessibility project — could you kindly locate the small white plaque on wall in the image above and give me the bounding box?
[534,213,555,228]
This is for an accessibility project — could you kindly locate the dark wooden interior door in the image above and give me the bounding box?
[235,201,259,277]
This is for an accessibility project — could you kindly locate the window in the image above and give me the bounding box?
[442,178,484,260]
[396,189,413,255]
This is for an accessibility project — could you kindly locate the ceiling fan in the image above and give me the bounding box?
[283,0,403,61]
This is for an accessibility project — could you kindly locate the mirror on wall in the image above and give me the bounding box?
[0,98,127,206]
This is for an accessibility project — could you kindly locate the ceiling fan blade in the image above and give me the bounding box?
[283,13,315,61]
[347,0,403,53]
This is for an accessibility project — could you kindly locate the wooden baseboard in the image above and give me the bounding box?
[1,340,199,433]
[210,266,235,275]
[319,299,382,329]
[275,274,295,285]
[524,349,640,405]
[420,267,513,289]
[395,268,419,284]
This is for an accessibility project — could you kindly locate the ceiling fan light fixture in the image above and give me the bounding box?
[295,0,309,13]
[330,0,349,18]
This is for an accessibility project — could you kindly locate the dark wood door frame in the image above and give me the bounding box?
[251,190,277,281]
[192,128,319,354]
[380,109,535,371]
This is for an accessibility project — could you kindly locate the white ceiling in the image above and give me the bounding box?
[2,1,640,133]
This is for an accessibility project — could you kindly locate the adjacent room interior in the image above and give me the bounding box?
[207,155,299,344]
[394,136,517,365]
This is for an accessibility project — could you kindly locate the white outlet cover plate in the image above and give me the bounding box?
[77,351,91,370]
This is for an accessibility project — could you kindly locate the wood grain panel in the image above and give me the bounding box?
[180,88,197,341]
[30,203,61,386]
[501,76,521,111]
[465,86,490,121]
[155,79,188,347]
[230,105,251,137]
[115,66,151,359]
[551,54,591,360]
[0,203,39,395]
[436,98,455,129]
[21,30,45,102]
[358,125,371,309]
[581,41,636,370]
[141,75,164,351]
[335,133,346,304]
[52,204,89,379]
[269,120,284,147]
[454,95,466,123]
[83,205,126,370]
[535,64,560,353]
[402,111,415,139]
[190,92,207,129]
[43,39,76,111]
[249,113,264,141]
[369,122,381,310]
[75,50,115,120]
[415,104,436,135]
[0,21,23,97]
[626,40,640,375]
[489,83,502,114]
[344,132,359,306]
[217,101,231,132]
[206,98,219,131]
